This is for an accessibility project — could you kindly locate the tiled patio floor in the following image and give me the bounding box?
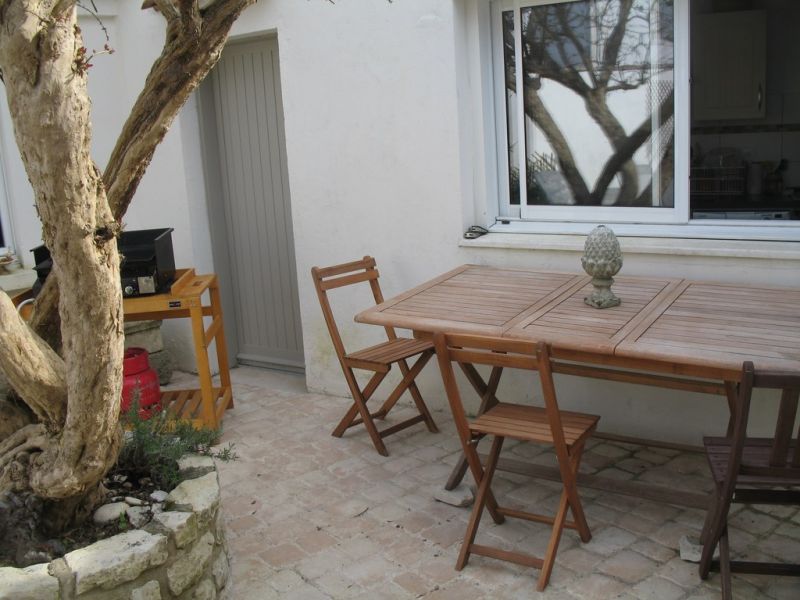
[207,366,800,599]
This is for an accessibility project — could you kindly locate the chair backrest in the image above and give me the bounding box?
[432,332,570,452]
[311,256,397,361]
[726,362,800,484]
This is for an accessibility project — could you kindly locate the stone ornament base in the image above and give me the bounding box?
[584,277,621,309]
[0,455,231,600]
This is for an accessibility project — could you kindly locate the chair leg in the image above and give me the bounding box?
[457,435,504,570]
[700,483,724,546]
[335,368,389,456]
[462,436,505,525]
[538,487,570,591]
[445,455,470,491]
[332,371,386,437]
[719,527,732,600]
[699,490,726,580]
[564,440,592,543]
[445,366,503,490]
[375,352,438,433]
[537,440,590,591]
[401,355,439,433]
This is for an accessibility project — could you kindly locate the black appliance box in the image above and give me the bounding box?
[31,228,175,298]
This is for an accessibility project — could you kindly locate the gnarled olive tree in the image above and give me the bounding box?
[0,0,255,531]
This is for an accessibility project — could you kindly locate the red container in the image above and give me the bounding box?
[121,347,161,417]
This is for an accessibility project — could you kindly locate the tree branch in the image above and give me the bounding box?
[0,1,125,501]
[105,0,256,220]
[0,293,66,427]
[0,424,46,467]
[598,0,633,86]
[152,0,179,22]
[523,86,591,204]
[29,0,255,350]
[591,90,674,205]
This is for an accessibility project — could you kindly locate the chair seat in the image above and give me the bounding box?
[344,337,433,371]
[471,403,599,446]
[704,437,800,486]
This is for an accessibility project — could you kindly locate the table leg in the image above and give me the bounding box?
[445,364,503,490]
[724,381,737,437]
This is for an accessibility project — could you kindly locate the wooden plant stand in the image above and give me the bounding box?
[123,268,233,429]
[13,268,234,430]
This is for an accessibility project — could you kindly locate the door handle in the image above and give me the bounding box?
[757,84,763,111]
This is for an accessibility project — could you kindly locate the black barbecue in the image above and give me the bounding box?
[32,228,175,298]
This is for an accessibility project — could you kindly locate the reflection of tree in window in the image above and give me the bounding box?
[504,0,674,208]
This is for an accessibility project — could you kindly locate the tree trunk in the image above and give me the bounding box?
[0,1,124,510]
[28,0,257,355]
[0,0,255,531]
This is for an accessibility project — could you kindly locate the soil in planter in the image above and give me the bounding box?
[0,469,168,568]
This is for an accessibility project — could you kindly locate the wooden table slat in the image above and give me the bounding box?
[355,265,800,375]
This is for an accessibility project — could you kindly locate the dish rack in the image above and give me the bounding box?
[690,166,746,196]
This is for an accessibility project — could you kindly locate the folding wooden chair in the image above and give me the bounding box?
[311,257,438,456]
[699,362,800,599]
[433,332,599,591]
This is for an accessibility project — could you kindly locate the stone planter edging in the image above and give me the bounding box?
[0,455,231,600]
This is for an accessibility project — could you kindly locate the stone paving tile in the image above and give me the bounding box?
[213,366,800,599]
[597,549,658,583]
[632,575,686,600]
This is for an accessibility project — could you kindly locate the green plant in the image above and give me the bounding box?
[114,397,237,491]
[117,511,128,532]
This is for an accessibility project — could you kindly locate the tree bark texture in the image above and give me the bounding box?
[29,0,256,352]
[0,0,124,499]
[0,0,256,523]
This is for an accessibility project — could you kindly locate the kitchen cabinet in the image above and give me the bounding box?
[691,10,766,121]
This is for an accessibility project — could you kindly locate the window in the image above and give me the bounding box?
[489,0,800,236]
[0,150,10,254]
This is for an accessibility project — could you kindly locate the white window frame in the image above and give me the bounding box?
[486,0,800,241]
[0,150,13,256]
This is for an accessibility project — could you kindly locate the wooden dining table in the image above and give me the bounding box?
[355,264,800,508]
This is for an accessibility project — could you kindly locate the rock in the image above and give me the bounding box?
[93,502,128,525]
[148,349,175,385]
[148,511,198,548]
[177,455,216,478]
[193,578,216,600]
[45,539,65,557]
[679,535,717,563]
[125,496,144,506]
[124,320,165,353]
[212,551,230,589]
[18,550,50,567]
[23,496,42,513]
[63,530,168,595]
[167,472,219,527]
[126,506,151,528]
[131,580,162,600]
[166,532,214,596]
[150,490,169,503]
[0,564,59,600]
[433,484,474,508]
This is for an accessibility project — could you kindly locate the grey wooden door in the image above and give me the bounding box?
[202,37,304,371]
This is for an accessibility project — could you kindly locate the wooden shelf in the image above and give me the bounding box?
[123,268,234,430]
[161,387,232,429]
[13,268,234,430]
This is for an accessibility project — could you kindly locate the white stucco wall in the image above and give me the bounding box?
[1,0,798,444]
